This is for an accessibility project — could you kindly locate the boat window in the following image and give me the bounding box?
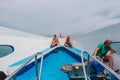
[0,45,14,58]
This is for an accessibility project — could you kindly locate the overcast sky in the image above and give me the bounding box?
[0,0,120,36]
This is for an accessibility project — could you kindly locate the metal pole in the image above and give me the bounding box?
[5,54,36,80]
[35,55,39,80]
[81,51,88,80]
[39,53,44,80]
[87,54,90,76]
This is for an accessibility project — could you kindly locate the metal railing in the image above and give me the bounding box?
[5,52,42,80]
[5,46,120,80]
[39,53,44,80]
[64,46,120,80]
[80,51,88,80]
[5,46,59,80]
[83,51,120,80]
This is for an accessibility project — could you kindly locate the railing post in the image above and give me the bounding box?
[35,55,39,80]
[86,54,90,76]
[80,51,87,80]
[39,53,44,80]
[5,52,41,80]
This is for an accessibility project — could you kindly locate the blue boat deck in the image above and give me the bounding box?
[5,46,120,80]
[13,47,82,80]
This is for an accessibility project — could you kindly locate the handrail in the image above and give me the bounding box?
[5,46,60,80]
[63,46,90,80]
[5,46,120,80]
[39,53,44,80]
[63,46,120,80]
[80,51,88,80]
[35,55,39,80]
[83,51,120,80]
[5,52,42,80]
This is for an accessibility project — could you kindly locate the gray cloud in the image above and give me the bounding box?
[0,0,120,36]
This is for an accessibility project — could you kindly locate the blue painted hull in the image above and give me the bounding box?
[8,46,120,80]
[13,47,82,80]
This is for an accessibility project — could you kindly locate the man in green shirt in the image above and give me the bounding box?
[93,40,116,69]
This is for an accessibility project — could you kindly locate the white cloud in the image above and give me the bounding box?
[0,0,120,36]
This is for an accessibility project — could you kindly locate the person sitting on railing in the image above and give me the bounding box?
[64,36,72,47]
[50,34,60,48]
[93,39,116,69]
